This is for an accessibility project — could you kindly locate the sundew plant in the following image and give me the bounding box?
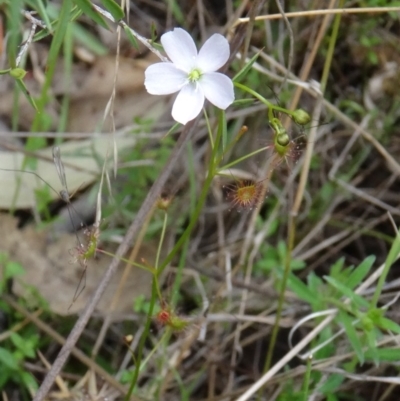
[1,1,400,401]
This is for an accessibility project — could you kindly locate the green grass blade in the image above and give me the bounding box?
[233,49,262,83]
[99,0,124,20]
[6,0,23,67]
[365,347,400,362]
[35,0,53,33]
[123,25,139,50]
[73,21,108,55]
[346,255,375,290]
[72,0,109,29]
[31,0,72,137]
[14,78,38,111]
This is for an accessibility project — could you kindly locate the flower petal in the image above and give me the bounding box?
[144,63,187,95]
[200,72,234,109]
[172,84,204,124]
[161,28,198,72]
[197,34,230,72]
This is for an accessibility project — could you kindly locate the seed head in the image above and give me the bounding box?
[157,195,173,211]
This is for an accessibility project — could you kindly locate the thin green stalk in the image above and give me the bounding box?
[217,146,270,172]
[216,125,247,165]
[203,108,214,149]
[302,356,313,401]
[155,211,168,270]
[96,249,155,274]
[171,143,196,307]
[263,0,345,374]
[235,81,297,118]
[234,82,273,109]
[125,278,158,400]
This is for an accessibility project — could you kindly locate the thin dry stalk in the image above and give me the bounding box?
[233,6,400,26]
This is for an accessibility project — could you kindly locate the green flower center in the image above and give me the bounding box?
[188,68,202,83]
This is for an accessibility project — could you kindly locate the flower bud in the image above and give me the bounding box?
[157,195,173,211]
[292,109,311,125]
[10,68,27,80]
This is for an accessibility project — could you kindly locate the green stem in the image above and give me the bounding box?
[217,146,270,172]
[96,249,155,274]
[155,211,168,270]
[203,108,214,149]
[302,356,312,401]
[125,278,158,400]
[234,82,290,116]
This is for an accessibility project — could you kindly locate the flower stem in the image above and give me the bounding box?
[203,108,214,149]
[234,81,291,116]
[217,146,270,172]
[96,249,155,274]
[155,211,168,270]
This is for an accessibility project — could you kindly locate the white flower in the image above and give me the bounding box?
[144,28,235,125]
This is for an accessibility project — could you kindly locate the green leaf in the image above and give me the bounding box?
[365,347,400,362]
[10,333,35,358]
[35,0,53,33]
[338,310,364,364]
[288,274,316,305]
[7,0,22,67]
[371,226,400,308]
[375,316,400,334]
[32,0,72,132]
[5,261,25,279]
[99,0,124,20]
[346,255,375,290]
[318,373,344,394]
[14,79,38,112]
[72,0,109,30]
[330,257,345,279]
[233,49,262,83]
[0,348,19,370]
[308,272,323,294]
[365,329,379,365]
[72,22,108,55]
[21,371,39,392]
[33,4,83,42]
[123,25,139,50]
[324,276,369,309]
